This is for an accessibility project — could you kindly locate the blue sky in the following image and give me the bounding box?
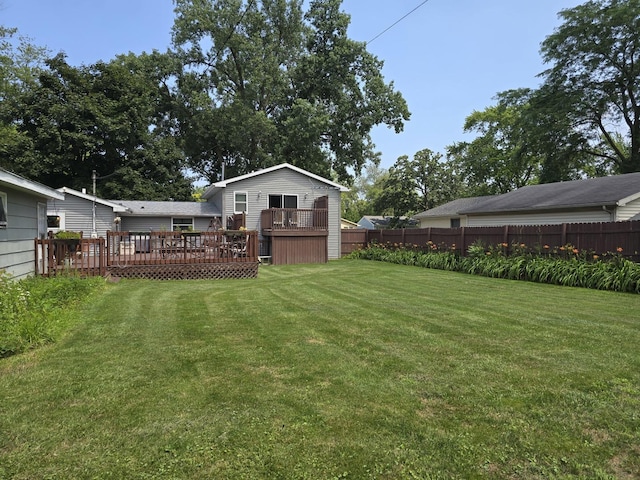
[2,0,584,171]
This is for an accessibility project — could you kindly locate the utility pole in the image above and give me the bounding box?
[91,170,97,238]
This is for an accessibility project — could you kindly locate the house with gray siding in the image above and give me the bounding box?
[414,196,493,228]
[1,168,64,280]
[115,200,221,232]
[202,163,348,261]
[43,163,347,265]
[48,187,128,238]
[414,173,640,228]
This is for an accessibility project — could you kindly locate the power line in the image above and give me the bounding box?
[367,0,431,45]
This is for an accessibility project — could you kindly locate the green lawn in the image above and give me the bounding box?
[1,260,639,479]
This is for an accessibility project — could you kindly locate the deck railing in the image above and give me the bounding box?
[35,237,107,277]
[260,208,328,231]
[105,230,258,266]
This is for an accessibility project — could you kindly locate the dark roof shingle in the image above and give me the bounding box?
[460,173,640,215]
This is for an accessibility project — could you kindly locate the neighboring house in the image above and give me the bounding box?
[114,200,221,233]
[413,196,493,228]
[1,168,65,280]
[202,163,349,262]
[358,215,387,229]
[416,173,640,228]
[357,215,418,229]
[341,218,360,229]
[48,187,128,238]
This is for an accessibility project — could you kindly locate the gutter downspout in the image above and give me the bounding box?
[602,205,615,222]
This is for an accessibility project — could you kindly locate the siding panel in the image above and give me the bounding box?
[467,210,610,227]
[0,188,41,279]
[48,194,116,237]
[121,217,172,232]
[616,198,640,221]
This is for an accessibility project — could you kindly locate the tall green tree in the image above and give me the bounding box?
[341,162,387,222]
[4,52,192,199]
[373,149,462,218]
[540,0,640,173]
[447,90,542,195]
[0,26,48,165]
[172,0,409,183]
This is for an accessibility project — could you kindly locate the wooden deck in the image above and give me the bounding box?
[35,231,259,280]
[260,208,329,265]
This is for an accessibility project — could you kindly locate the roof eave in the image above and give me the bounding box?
[0,169,65,200]
[202,163,349,197]
[461,202,619,215]
[57,187,128,211]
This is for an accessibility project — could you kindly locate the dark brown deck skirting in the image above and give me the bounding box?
[106,261,259,281]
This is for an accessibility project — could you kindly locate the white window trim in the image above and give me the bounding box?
[0,191,7,228]
[47,211,65,233]
[38,203,47,239]
[171,217,194,231]
[234,191,248,214]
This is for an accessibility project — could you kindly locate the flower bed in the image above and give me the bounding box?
[349,241,640,293]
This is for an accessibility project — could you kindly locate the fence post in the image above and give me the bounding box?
[34,238,39,276]
[460,227,466,256]
[561,223,567,246]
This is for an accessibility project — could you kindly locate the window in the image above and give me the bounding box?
[234,191,248,214]
[268,194,297,209]
[47,212,65,234]
[450,218,461,228]
[47,214,62,229]
[172,217,194,231]
[0,192,7,228]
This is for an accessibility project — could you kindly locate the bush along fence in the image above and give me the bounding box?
[341,221,640,261]
[348,240,640,294]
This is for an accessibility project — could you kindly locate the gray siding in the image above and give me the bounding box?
[467,209,611,227]
[120,217,214,232]
[48,195,115,238]
[0,188,41,279]
[616,197,640,221]
[216,169,343,259]
[418,217,469,228]
[121,217,172,232]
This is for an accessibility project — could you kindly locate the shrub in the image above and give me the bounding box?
[0,271,104,357]
[349,242,640,294]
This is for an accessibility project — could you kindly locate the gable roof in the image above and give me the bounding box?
[202,163,349,199]
[57,187,128,212]
[0,168,64,200]
[414,196,494,219]
[460,173,640,215]
[114,200,221,217]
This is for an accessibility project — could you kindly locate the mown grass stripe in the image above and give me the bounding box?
[1,260,639,478]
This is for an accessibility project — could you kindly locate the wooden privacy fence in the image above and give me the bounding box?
[341,221,640,261]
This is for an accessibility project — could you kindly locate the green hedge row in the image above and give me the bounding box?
[349,243,640,293]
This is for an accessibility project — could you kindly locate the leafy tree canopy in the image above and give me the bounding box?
[447,90,542,195]
[2,51,192,200]
[540,0,640,173]
[374,149,463,218]
[172,0,410,184]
